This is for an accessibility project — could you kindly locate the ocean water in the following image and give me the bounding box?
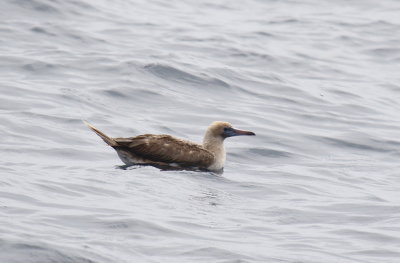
[1,0,400,262]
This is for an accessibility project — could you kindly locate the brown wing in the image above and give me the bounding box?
[113,134,214,168]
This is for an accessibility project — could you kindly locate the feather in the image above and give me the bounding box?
[114,135,214,168]
[85,121,255,171]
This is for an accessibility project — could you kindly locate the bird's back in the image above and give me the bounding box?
[113,134,215,168]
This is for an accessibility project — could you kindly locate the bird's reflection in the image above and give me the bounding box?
[116,163,224,174]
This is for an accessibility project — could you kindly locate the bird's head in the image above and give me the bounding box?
[206,121,255,139]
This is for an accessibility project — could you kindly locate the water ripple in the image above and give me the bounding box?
[1,0,400,262]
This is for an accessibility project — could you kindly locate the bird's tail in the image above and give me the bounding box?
[84,121,118,147]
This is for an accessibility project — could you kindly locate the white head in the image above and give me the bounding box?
[202,121,255,171]
[204,121,255,140]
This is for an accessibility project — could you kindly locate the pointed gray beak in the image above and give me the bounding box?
[232,128,255,136]
[223,127,256,137]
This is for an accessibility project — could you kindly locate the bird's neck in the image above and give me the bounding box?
[202,133,226,170]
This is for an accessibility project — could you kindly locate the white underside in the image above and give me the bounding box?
[117,150,141,165]
[207,148,225,171]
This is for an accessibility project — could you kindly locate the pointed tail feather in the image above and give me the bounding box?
[84,121,118,147]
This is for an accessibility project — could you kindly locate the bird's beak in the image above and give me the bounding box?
[232,128,256,136]
[223,127,256,137]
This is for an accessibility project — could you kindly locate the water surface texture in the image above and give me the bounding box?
[1,0,400,262]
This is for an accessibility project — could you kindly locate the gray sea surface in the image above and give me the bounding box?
[1,0,400,262]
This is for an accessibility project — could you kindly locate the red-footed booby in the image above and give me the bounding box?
[84,121,255,171]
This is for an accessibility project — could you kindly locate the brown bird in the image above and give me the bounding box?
[84,121,255,171]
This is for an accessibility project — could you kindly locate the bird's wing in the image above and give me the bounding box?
[114,135,214,167]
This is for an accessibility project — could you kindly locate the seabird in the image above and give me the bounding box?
[85,121,255,171]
